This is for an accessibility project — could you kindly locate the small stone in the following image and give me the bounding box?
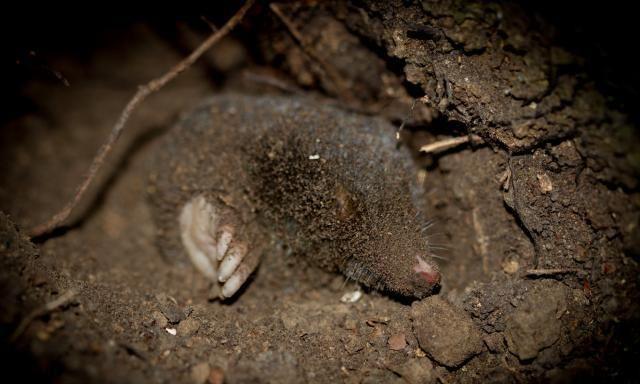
[190,362,211,384]
[411,296,484,367]
[340,290,362,303]
[537,173,553,194]
[165,327,177,336]
[388,333,407,351]
[502,259,519,274]
[178,317,201,336]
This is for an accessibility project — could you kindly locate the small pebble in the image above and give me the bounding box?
[165,327,177,336]
[340,290,362,303]
[388,333,407,351]
[502,259,519,274]
[536,173,553,194]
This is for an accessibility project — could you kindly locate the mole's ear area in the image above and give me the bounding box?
[334,183,359,221]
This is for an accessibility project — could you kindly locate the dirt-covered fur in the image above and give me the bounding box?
[149,94,440,298]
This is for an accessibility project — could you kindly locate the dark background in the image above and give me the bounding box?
[1,1,638,125]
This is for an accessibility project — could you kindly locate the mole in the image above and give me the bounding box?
[148,94,441,300]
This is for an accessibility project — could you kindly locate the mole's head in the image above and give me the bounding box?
[377,245,441,299]
[343,246,441,300]
[335,181,442,300]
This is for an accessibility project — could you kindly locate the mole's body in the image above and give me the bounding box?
[149,94,440,299]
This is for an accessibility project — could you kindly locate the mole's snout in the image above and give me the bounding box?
[413,255,441,291]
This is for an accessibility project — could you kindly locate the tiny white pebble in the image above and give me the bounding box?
[464,77,469,82]
[165,327,177,336]
[309,154,320,160]
[340,290,362,303]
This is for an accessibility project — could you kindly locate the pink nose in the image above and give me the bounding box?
[418,268,440,285]
[413,255,441,286]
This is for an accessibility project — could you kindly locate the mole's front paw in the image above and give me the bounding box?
[178,195,260,299]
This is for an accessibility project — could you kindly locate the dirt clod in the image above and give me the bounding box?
[504,280,568,360]
[411,296,484,367]
[156,294,188,324]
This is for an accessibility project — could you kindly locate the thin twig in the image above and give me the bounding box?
[525,268,580,277]
[10,290,77,342]
[419,134,481,154]
[200,16,219,32]
[29,0,255,238]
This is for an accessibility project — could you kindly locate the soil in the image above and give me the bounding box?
[1,1,639,383]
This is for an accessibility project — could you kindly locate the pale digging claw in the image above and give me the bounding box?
[218,243,247,283]
[179,197,218,280]
[221,263,253,298]
[216,226,233,261]
[192,213,220,263]
[178,195,258,299]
